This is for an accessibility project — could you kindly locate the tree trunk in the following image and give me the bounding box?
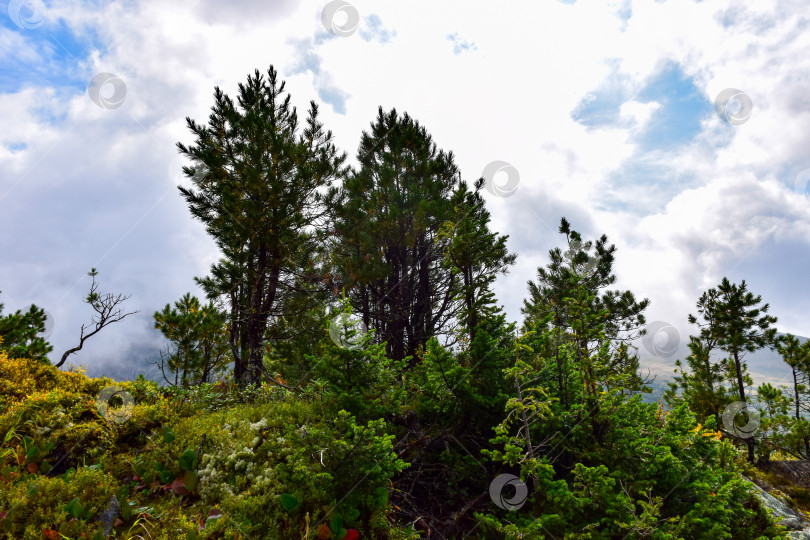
[464,266,477,344]
[793,367,803,457]
[734,350,756,463]
[554,311,567,410]
[388,247,407,363]
[415,238,432,353]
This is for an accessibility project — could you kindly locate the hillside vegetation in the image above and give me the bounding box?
[1,65,809,539]
[0,336,804,539]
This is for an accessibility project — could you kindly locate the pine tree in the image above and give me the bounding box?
[522,218,648,410]
[439,177,516,344]
[152,293,231,387]
[686,277,778,463]
[328,107,460,364]
[177,66,347,387]
[776,334,810,457]
[0,297,52,362]
[665,336,728,424]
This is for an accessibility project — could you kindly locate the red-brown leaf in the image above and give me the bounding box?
[170,477,190,495]
[208,508,223,518]
[316,523,332,539]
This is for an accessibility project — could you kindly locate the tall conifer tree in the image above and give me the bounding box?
[329,108,461,363]
[522,218,648,409]
[439,177,516,344]
[685,278,778,463]
[178,66,347,386]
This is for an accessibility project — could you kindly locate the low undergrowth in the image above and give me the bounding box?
[0,349,410,539]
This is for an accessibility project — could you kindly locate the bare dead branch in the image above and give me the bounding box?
[55,268,139,368]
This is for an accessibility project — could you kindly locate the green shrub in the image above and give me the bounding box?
[0,466,116,539]
[306,332,406,424]
[479,392,788,539]
[154,396,407,537]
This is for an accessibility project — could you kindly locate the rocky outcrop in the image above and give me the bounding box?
[741,474,810,539]
[762,461,810,489]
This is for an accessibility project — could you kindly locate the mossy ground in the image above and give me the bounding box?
[0,350,412,539]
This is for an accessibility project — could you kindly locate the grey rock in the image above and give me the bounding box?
[95,494,120,537]
[741,474,810,537]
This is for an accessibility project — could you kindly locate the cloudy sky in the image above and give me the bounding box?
[1,0,809,381]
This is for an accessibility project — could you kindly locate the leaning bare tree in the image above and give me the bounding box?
[55,268,139,368]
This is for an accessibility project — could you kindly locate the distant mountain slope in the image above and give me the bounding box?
[636,333,809,404]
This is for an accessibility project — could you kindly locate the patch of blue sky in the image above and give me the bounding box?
[615,1,632,31]
[360,14,395,44]
[716,5,777,33]
[573,62,713,214]
[286,36,349,114]
[570,59,631,129]
[446,32,476,55]
[317,84,349,115]
[1,12,102,96]
[573,61,711,152]
[571,90,625,128]
[5,141,27,152]
[598,154,701,215]
[634,62,712,152]
[617,2,631,21]
[778,163,810,198]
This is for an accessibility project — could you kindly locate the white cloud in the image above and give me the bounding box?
[619,99,660,129]
[2,0,810,379]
